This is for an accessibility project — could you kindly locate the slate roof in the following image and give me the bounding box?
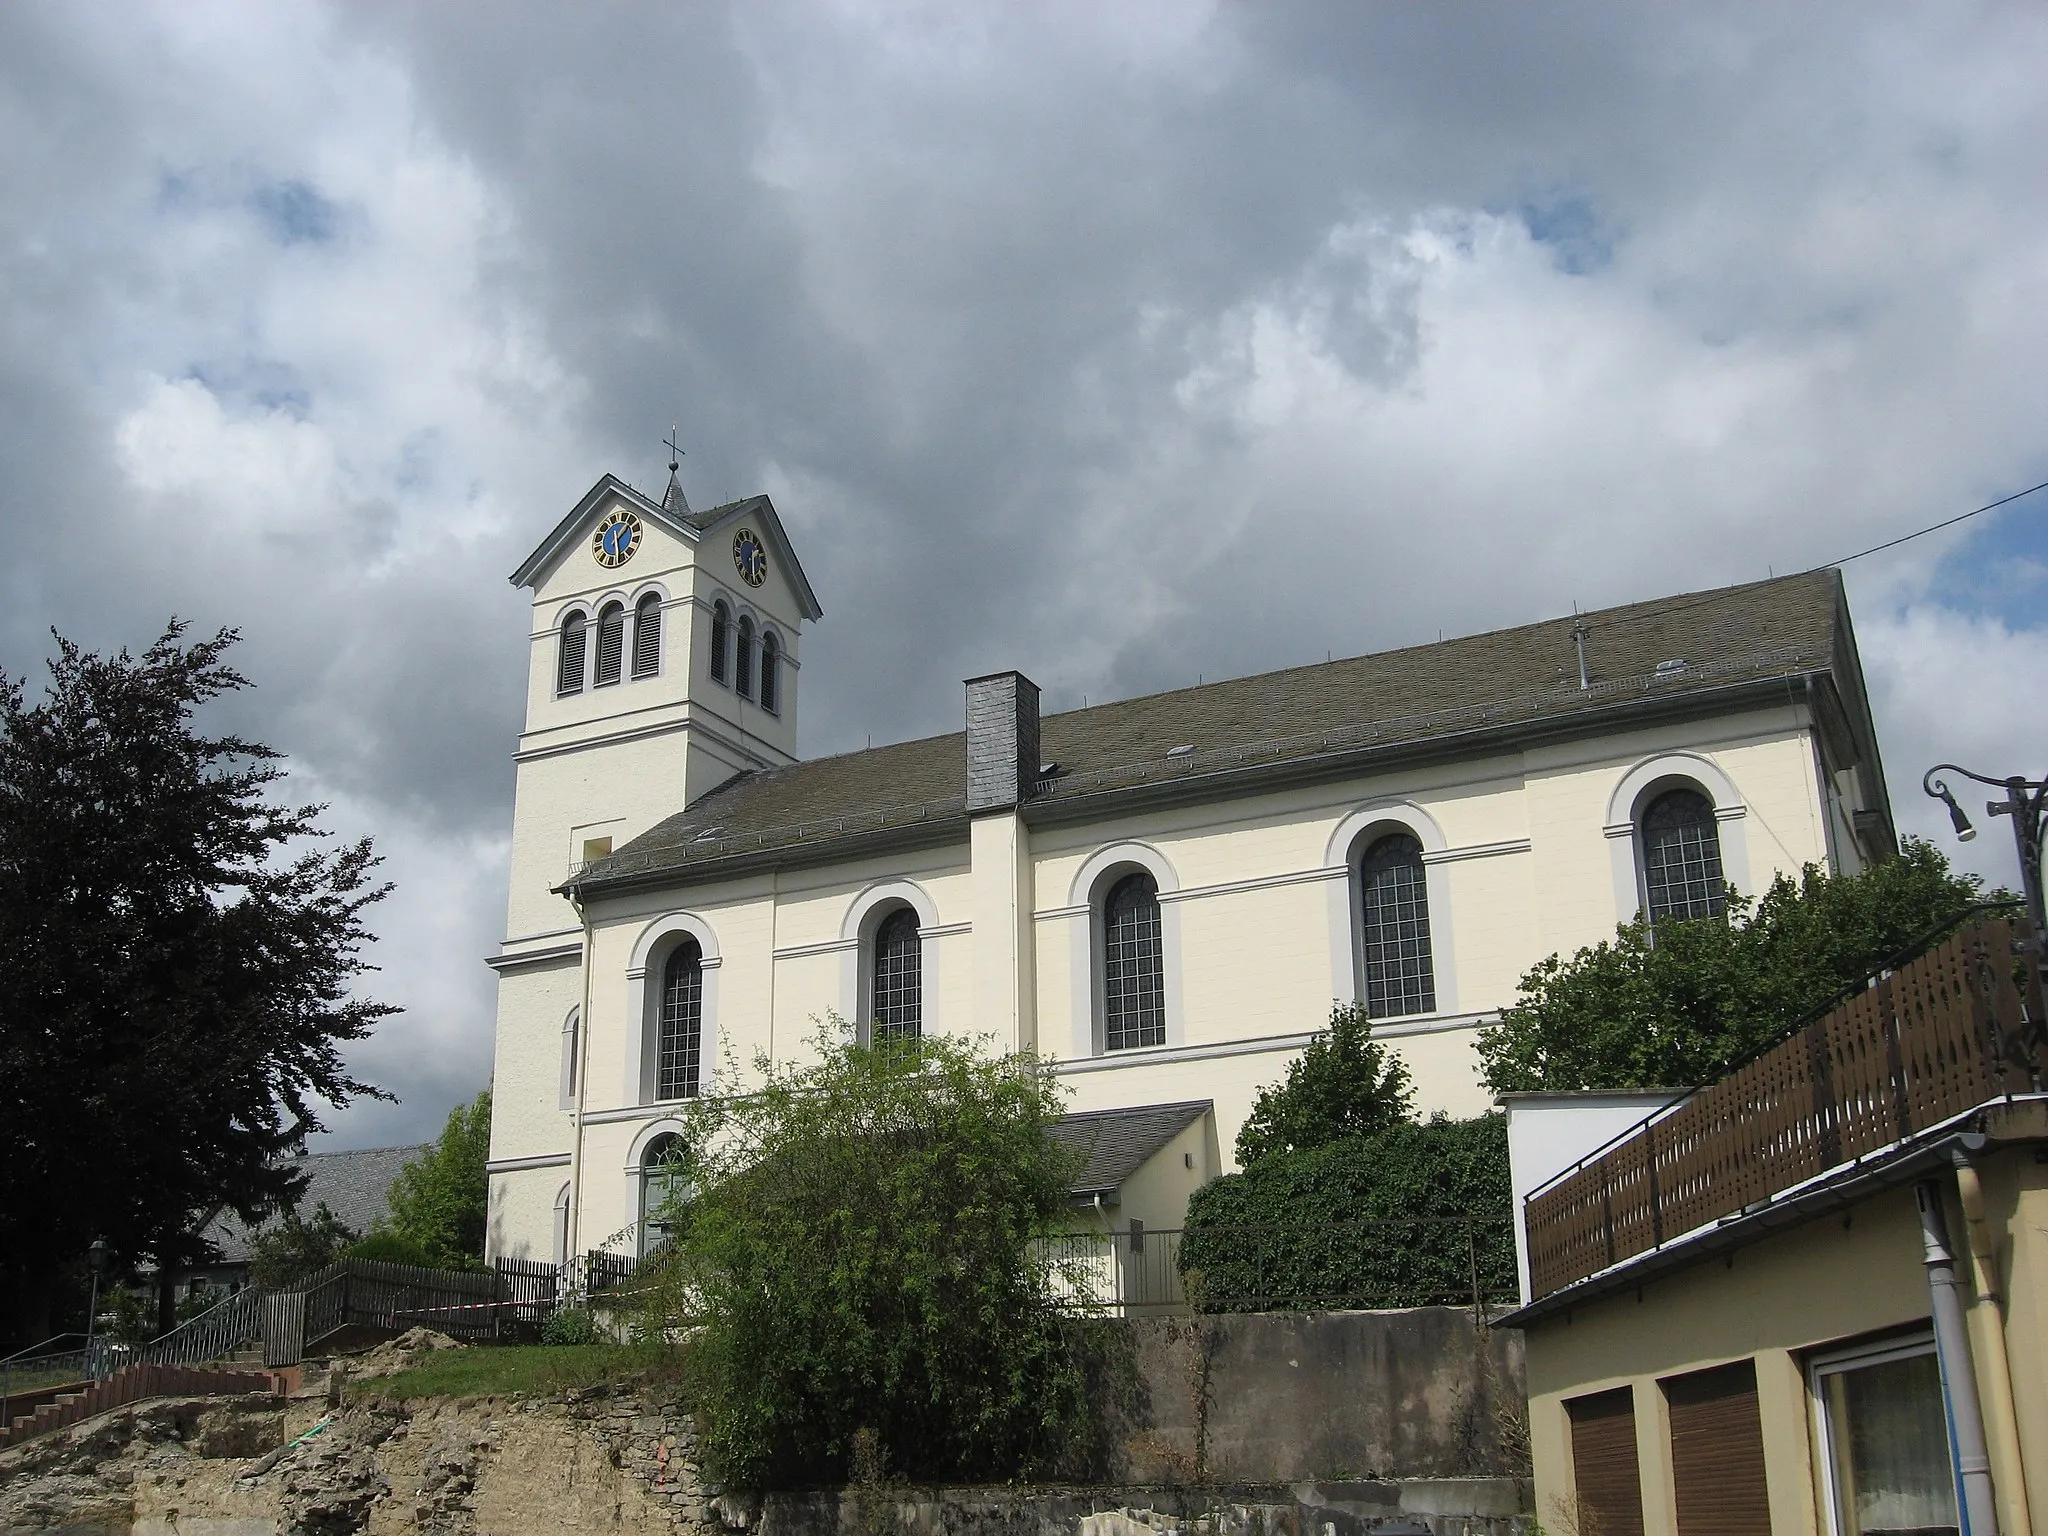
[572,569,1877,893]
[197,1144,429,1265]
[1051,1101,1213,1200]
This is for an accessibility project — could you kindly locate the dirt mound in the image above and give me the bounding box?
[346,1326,464,1380]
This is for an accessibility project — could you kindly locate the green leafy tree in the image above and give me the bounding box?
[1181,1115,1514,1310]
[0,624,394,1346]
[1234,1000,1414,1167]
[248,1203,360,1290]
[1477,841,1987,1093]
[644,1027,1097,1489]
[372,1091,492,1270]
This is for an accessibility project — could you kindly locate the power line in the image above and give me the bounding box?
[1583,474,2048,635]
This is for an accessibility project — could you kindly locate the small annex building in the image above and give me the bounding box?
[1503,916,2048,1536]
[483,463,1898,1273]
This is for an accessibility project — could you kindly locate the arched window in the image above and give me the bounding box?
[594,601,626,687]
[709,601,731,684]
[871,907,922,1042]
[631,592,662,679]
[1641,787,1726,922]
[556,611,587,696]
[552,1183,572,1267]
[759,632,780,714]
[657,940,704,1100]
[558,1007,581,1109]
[735,615,755,699]
[639,1132,686,1257]
[1102,872,1165,1051]
[1358,833,1436,1018]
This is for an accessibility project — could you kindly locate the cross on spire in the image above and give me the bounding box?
[660,424,691,516]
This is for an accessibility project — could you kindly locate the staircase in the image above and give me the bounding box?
[0,1362,286,1450]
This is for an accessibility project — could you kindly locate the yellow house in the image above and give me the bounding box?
[482,465,1897,1275]
[1504,916,2048,1536]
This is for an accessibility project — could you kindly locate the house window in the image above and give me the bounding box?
[556,611,587,696]
[1103,872,1166,1051]
[558,1008,580,1110]
[710,601,730,684]
[759,632,780,714]
[735,615,755,699]
[631,592,662,679]
[1811,1336,1956,1536]
[1641,787,1726,922]
[639,1132,686,1258]
[1358,832,1435,1018]
[594,601,626,688]
[657,941,703,1100]
[871,906,922,1041]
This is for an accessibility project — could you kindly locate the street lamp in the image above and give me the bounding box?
[84,1239,110,1347]
[1922,763,2048,952]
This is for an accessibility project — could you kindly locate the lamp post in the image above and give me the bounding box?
[1923,764,2048,955]
[84,1239,110,1351]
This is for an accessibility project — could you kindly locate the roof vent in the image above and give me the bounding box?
[1654,659,1688,677]
[1038,761,1061,778]
[692,827,725,842]
[1167,744,1195,760]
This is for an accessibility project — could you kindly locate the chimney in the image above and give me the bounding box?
[964,671,1041,815]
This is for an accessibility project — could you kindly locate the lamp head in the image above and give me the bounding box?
[87,1238,110,1276]
[1936,784,1977,842]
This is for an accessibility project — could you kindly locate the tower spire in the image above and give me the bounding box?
[661,425,690,515]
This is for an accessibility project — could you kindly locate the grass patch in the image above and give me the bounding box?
[345,1343,690,1404]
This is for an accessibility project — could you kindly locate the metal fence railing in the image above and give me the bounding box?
[1524,915,2047,1301]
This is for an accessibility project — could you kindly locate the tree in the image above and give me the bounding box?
[1180,1115,1514,1310]
[248,1203,361,1290]
[1476,841,1987,1094]
[643,1028,1098,1489]
[0,624,394,1345]
[372,1090,492,1269]
[1234,1000,1414,1166]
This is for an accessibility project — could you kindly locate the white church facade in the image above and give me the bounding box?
[482,466,1898,1267]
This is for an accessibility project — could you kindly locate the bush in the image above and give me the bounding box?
[345,1229,438,1267]
[1179,1115,1514,1311]
[1235,1000,1413,1166]
[640,1026,1097,1489]
[248,1203,359,1289]
[541,1306,600,1346]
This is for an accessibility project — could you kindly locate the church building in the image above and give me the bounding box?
[482,464,1898,1268]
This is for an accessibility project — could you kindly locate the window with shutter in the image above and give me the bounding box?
[710,601,730,684]
[1665,1360,1771,1536]
[594,602,625,687]
[556,611,587,695]
[735,615,755,698]
[1567,1387,1645,1536]
[760,632,780,713]
[632,592,661,678]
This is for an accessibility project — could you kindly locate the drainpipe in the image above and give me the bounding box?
[1920,1179,2000,1536]
[564,888,597,1298]
[1953,1151,2033,1536]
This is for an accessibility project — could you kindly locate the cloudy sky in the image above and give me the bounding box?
[3,2,2044,1149]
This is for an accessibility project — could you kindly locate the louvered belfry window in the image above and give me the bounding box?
[1359,832,1436,1017]
[594,602,625,687]
[657,940,703,1100]
[631,592,662,679]
[710,602,730,684]
[735,616,755,698]
[759,634,780,714]
[1641,787,1726,922]
[556,611,587,695]
[872,907,922,1041]
[1103,872,1166,1051]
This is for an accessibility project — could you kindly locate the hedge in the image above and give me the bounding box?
[1177,1114,1516,1311]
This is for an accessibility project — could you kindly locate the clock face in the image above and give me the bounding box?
[592,509,642,568]
[733,528,768,587]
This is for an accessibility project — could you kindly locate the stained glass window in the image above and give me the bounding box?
[657,940,703,1101]
[1104,872,1166,1051]
[1642,788,1726,922]
[1360,832,1436,1017]
[872,907,922,1041]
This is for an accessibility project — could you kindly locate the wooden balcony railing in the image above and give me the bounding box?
[1524,916,2045,1301]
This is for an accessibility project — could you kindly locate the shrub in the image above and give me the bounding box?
[640,1026,1096,1489]
[248,1202,359,1289]
[373,1091,491,1269]
[541,1306,600,1346]
[345,1229,438,1267]
[1235,1000,1413,1166]
[1179,1115,1514,1311]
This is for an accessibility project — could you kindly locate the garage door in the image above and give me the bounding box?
[1568,1386,1645,1536]
[1667,1359,1772,1536]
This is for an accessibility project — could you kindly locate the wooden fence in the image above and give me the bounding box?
[1524,916,2046,1301]
[265,1256,563,1365]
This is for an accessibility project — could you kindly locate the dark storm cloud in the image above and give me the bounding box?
[1,1,2044,1144]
